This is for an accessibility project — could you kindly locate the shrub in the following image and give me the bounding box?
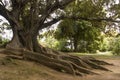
[112,37,120,55]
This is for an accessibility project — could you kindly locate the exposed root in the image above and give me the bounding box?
[89,59,113,65]
[61,56,92,69]
[83,59,110,71]
[0,48,112,76]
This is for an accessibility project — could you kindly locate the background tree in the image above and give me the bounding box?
[0,0,119,76]
[112,36,120,55]
[55,19,101,52]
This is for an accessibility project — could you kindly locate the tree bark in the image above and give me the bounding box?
[6,27,36,51]
[6,27,23,49]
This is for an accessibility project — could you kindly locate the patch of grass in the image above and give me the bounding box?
[69,51,120,59]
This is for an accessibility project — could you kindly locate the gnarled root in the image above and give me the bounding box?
[0,48,112,76]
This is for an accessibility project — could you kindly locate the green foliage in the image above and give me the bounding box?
[99,37,114,51]
[38,0,120,53]
[100,37,109,51]
[100,36,120,55]
[65,0,108,18]
[53,0,111,52]
[39,35,57,49]
[0,37,9,47]
[54,19,102,52]
[0,36,2,44]
[54,39,71,52]
[39,32,70,52]
[0,20,11,47]
[54,19,75,39]
[112,37,120,55]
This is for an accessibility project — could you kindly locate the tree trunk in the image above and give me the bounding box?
[6,27,23,49]
[6,27,36,51]
[74,38,78,52]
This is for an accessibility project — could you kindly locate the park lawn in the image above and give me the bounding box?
[69,51,120,59]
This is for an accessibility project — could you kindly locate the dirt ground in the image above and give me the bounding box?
[80,59,120,80]
[0,53,120,80]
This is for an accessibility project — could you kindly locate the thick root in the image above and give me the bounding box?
[0,48,112,76]
[89,59,113,65]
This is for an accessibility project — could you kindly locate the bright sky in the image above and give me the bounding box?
[0,16,13,40]
[116,0,119,4]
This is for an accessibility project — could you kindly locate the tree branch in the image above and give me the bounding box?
[0,0,5,6]
[11,0,30,10]
[42,16,64,29]
[37,0,75,31]
[46,0,75,15]
[65,16,120,23]
[0,4,12,24]
[0,4,23,30]
[41,16,120,30]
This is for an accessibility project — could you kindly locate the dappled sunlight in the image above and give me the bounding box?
[96,51,113,56]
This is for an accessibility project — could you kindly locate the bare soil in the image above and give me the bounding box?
[0,53,120,80]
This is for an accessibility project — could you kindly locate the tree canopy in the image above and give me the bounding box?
[54,20,101,52]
